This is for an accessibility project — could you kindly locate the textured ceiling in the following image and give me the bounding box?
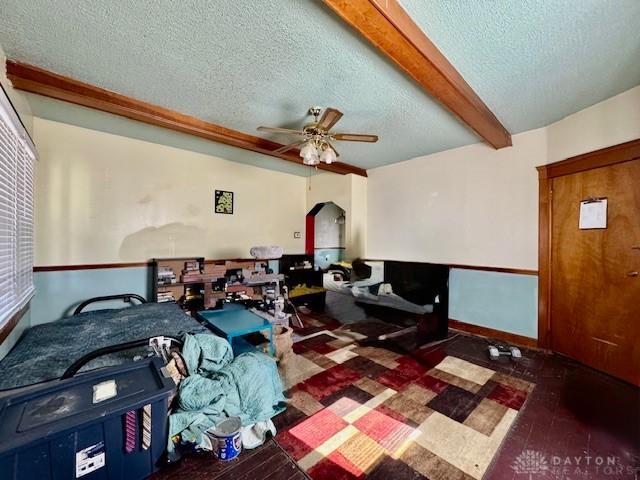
[0,0,639,173]
[399,0,640,134]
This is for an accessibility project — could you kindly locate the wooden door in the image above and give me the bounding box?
[550,159,640,385]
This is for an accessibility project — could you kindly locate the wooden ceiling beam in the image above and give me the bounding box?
[322,0,512,149]
[5,60,367,177]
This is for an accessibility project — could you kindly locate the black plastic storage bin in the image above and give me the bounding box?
[0,358,175,480]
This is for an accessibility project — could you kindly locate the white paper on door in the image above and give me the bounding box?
[579,198,607,229]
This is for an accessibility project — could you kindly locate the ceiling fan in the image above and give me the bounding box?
[257,107,378,166]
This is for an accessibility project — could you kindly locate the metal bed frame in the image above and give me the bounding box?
[62,294,182,380]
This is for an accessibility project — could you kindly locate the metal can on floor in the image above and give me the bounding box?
[207,417,242,461]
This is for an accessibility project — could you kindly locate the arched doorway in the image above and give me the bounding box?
[305,202,346,269]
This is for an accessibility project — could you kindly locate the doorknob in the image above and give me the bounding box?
[627,271,639,277]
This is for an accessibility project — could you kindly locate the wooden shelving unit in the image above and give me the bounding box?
[151,257,279,314]
[151,257,221,315]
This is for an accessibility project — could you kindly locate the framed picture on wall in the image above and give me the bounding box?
[214,190,234,214]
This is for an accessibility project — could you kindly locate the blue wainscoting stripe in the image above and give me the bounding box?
[32,267,150,325]
[449,268,538,339]
[31,259,281,326]
[29,264,538,340]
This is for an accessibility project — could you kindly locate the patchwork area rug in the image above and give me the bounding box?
[275,329,535,480]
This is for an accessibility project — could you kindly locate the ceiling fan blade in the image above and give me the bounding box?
[257,126,305,136]
[274,139,306,154]
[317,108,343,131]
[333,133,379,143]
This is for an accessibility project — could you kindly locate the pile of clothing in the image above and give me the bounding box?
[167,334,286,458]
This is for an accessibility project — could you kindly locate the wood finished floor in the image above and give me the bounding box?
[152,440,306,480]
[152,294,640,479]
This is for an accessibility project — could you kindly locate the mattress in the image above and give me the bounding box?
[0,303,209,390]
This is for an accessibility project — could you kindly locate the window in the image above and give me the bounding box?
[0,85,36,326]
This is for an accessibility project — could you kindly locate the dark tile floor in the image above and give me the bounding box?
[431,333,639,480]
[154,294,640,479]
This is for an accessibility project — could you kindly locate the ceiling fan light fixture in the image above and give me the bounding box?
[300,141,316,158]
[260,107,378,168]
[300,141,319,165]
[303,153,320,166]
[320,146,336,164]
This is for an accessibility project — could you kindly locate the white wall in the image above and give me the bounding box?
[546,86,640,163]
[349,174,367,258]
[307,172,351,214]
[368,85,640,270]
[34,117,307,265]
[368,128,546,269]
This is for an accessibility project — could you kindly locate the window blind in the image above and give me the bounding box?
[0,86,36,327]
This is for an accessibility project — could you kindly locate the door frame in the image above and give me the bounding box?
[536,138,640,349]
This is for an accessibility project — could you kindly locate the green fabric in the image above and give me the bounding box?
[181,333,234,375]
[168,334,285,452]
